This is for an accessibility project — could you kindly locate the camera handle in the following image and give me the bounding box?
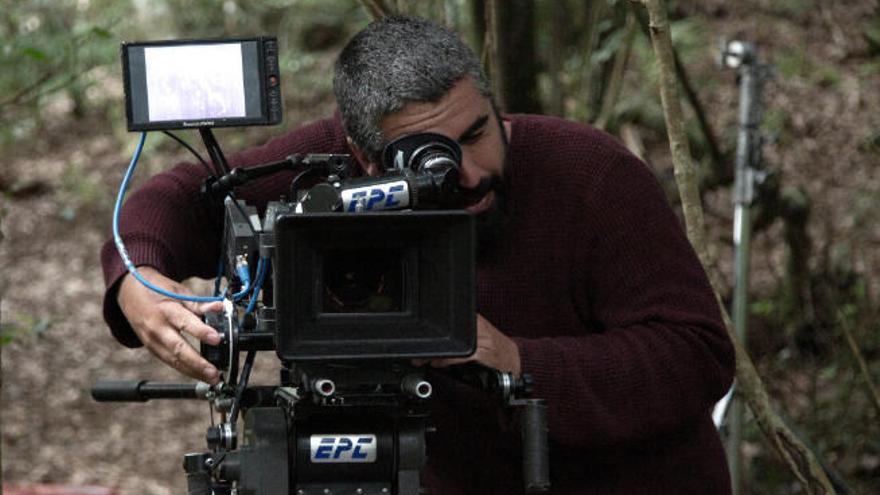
[441,363,551,493]
[201,153,352,202]
[91,380,216,401]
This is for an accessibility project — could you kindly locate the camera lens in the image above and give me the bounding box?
[322,249,403,313]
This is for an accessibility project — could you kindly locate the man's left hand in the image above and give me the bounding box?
[414,314,521,376]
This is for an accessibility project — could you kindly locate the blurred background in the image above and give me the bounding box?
[1,0,878,493]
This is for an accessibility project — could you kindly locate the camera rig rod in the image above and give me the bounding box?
[201,153,352,201]
[91,380,213,402]
[199,128,231,176]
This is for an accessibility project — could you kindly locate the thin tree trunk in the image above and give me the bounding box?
[633,7,727,187]
[637,1,837,494]
[1,216,4,493]
[496,0,541,113]
[483,0,504,109]
[444,0,460,29]
[547,0,565,117]
[581,0,606,120]
[470,0,486,56]
[595,5,637,129]
[358,0,392,19]
[839,313,880,419]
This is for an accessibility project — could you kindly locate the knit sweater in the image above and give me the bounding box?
[101,114,735,494]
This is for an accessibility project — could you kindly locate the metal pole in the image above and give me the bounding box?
[723,40,766,495]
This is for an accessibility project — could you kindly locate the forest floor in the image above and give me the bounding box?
[2,2,879,494]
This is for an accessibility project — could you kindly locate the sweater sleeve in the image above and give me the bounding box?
[513,153,735,448]
[100,117,348,347]
[100,162,225,347]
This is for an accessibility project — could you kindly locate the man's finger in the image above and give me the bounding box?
[426,357,473,368]
[176,307,222,345]
[196,300,224,315]
[159,301,221,345]
[179,298,224,315]
[154,327,219,383]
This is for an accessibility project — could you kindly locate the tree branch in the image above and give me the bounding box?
[595,5,637,129]
[636,1,837,493]
[634,6,727,187]
[839,312,880,419]
[358,0,392,19]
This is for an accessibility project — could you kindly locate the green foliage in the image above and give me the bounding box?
[0,312,54,346]
[0,0,134,151]
[763,0,817,20]
[0,0,369,154]
[776,47,842,88]
[864,19,880,55]
[750,298,776,317]
[762,108,794,147]
[57,163,111,219]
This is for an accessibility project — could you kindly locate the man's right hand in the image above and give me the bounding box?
[117,267,224,384]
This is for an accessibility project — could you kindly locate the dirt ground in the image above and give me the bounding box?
[2,2,879,494]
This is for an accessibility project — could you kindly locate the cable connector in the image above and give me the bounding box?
[234,256,251,285]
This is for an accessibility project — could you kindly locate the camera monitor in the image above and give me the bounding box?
[273,211,476,361]
[121,37,282,131]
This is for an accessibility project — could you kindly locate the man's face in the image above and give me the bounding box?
[374,77,510,214]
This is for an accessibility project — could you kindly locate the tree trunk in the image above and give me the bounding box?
[444,0,460,29]
[358,0,394,19]
[580,0,607,121]
[470,0,486,56]
[637,1,837,494]
[546,0,566,117]
[595,5,637,129]
[494,0,541,113]
[1,213,4,493]
[483,0,504,108]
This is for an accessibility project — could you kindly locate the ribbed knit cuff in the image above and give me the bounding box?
[512,336,556,400]
[100,235,179,348]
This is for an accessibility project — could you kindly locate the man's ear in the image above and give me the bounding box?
[347,137,381,176]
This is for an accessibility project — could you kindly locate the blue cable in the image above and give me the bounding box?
[113,131,253,303]
[245,258,270,315]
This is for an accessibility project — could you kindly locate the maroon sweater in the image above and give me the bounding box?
[102,114,734,494]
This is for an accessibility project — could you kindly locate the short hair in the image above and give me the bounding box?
[333,15,491,164]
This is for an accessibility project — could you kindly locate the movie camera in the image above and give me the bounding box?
[91,38,549,494]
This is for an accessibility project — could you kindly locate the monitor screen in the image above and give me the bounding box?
[144,43,247,121]
[122,38,281,131]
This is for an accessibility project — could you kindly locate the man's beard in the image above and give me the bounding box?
[458,152,510,263]
[473,177,509,262]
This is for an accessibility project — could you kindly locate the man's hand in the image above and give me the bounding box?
[414,314,521,376]
[117,267,224,384]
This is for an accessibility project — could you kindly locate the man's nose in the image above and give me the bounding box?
[457,158,483,189]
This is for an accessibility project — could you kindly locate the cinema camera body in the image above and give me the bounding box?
[91,37,549,495]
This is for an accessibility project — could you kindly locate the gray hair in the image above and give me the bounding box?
[333,15,491,164]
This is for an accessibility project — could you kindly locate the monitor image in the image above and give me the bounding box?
[122,37,282,131]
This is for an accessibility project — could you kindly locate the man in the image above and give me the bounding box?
[102,15,735,494]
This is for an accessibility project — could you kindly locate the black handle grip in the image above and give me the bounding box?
[519,398,551,493]
[91,380,150,402]
[91,380,201,402]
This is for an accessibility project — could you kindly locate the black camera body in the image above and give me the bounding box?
[186,154,500,495]
[205,131,479,368]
